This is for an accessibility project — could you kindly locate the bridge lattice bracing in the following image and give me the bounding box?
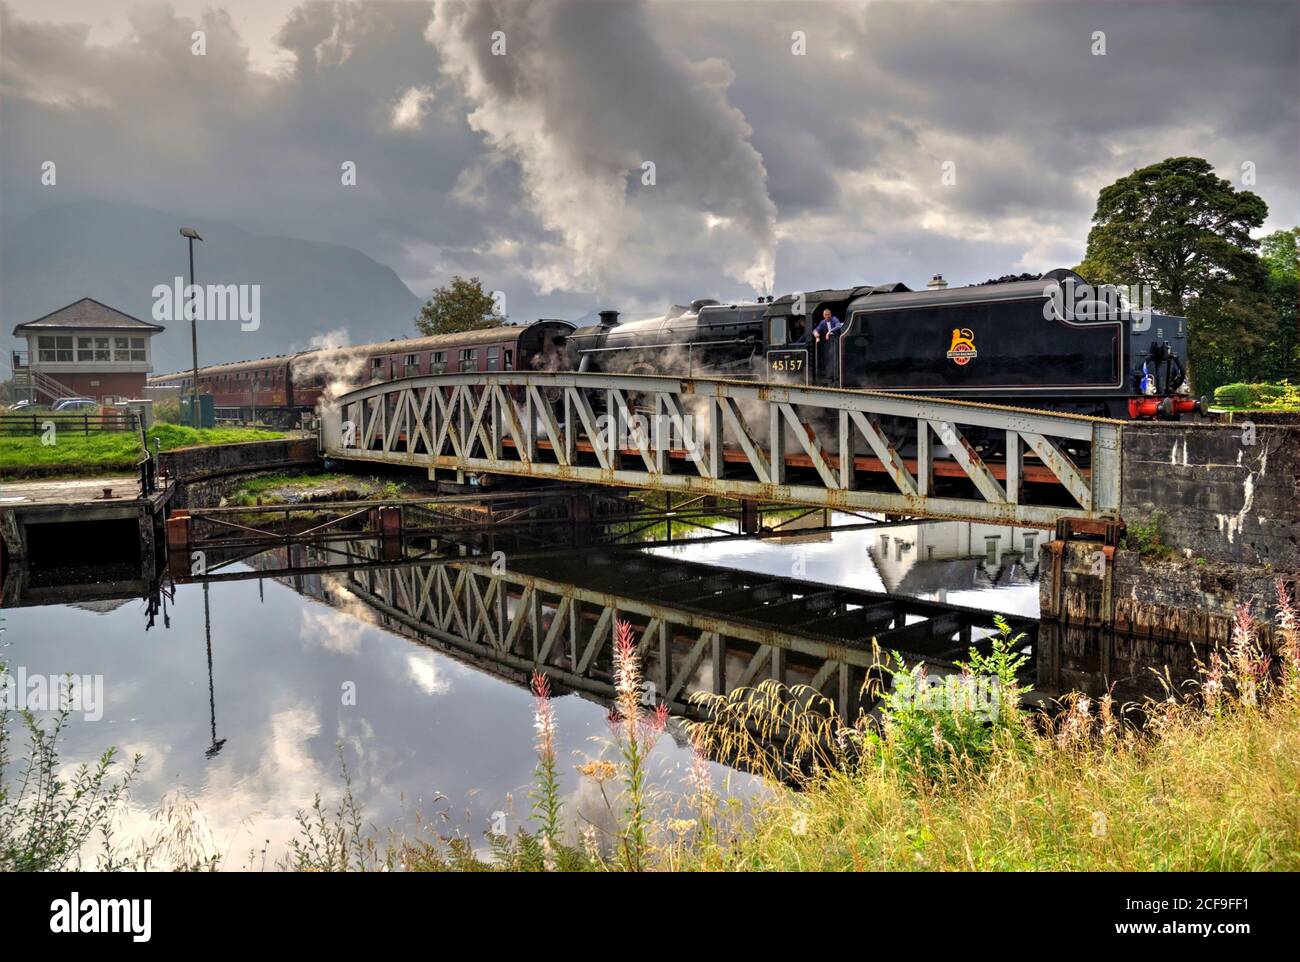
[319,372,1124,528]
[244,541,1034,722]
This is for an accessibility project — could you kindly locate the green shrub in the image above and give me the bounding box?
[153,398,181,424]
[1123,511,1169,557]
[1213,382,1255,407]
[1212,380,1300,411]
[0,665,141,871]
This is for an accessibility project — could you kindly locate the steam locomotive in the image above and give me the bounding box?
[566,269,1198,420]
[150,268,1197,426]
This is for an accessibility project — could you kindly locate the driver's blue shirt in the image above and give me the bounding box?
[813,315,843,338]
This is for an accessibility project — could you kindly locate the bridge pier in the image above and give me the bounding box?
[740,499,761,535]
[1040,422,1300,643]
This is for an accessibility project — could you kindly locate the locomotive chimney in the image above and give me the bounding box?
[597,310,620,328]
[927,273,948,290]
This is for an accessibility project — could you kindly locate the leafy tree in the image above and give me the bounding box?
[1077,157,1267,310]
[415,276,505,336]
[1259,228,1300,382]
[1075,157,1275,394]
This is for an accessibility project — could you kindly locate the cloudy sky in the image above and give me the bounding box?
[2,0,1297,324]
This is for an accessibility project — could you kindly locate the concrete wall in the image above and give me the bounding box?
[160,437,320,512]
[1042,540,1289,646]
[1121,422,1299,567]
[1041,421,1298,642]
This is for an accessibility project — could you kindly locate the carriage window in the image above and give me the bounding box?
[769,317,787,347]
[404,353,419,377]
[371,358,384,378]
[487,346,500,371]
[430,351,446,374]
[504,349,513,371]
[458,348,477,372]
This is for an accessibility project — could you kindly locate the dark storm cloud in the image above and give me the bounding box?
[1,0,1296,327]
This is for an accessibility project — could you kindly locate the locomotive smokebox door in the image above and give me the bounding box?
[766,348,809,384]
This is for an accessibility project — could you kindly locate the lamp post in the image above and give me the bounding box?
[179,227,203,424]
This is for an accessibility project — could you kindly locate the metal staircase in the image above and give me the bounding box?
[8,351,80,403]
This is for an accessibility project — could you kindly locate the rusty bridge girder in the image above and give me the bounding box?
[320,372,1124,529]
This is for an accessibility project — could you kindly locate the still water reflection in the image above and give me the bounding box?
[651,517,1042,617]
[0,516,1198,864]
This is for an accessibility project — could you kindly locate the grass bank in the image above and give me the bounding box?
[686,693,1300,871]
[224,472,415,507]
[0,424,287,479]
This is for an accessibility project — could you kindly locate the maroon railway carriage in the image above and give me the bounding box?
[148,320,574,427]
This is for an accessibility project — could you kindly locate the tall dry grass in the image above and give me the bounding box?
[681,581,1300,871]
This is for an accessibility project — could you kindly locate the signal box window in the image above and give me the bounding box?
[112,337,146,362]
[77,337,111,361]
[38,336,74,362]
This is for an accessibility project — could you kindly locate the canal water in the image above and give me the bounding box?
[0,515,1187,866]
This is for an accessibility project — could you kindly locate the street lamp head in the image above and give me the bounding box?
[179,227,203,241]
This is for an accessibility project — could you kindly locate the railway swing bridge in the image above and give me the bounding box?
[319,370,1125,529]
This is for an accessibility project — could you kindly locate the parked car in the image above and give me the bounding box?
[52,398,99,412]
[8,399,36,412]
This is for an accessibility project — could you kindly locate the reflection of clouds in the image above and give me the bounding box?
[191,706,331,865]
[299,586,376,654]
[94,706,333,869]
[405,652,451,696]
[653,520,1044,616]
[652,525,888,594]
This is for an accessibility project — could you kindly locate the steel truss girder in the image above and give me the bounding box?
[322,372,1124,528]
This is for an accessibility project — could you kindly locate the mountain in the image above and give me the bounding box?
[1,199,422,374]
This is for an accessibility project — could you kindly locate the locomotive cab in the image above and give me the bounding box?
[762,284,910,386]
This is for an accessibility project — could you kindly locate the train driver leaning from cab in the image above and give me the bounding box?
[812,308,843,342]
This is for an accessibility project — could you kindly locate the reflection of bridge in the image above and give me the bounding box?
[319,372,1124,529]
[239,541,1036,721]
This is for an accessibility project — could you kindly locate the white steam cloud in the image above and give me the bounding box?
[427,0,778,295]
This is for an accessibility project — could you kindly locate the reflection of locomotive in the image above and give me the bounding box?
[568,269,1198,420]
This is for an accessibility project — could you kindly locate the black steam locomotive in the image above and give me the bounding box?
[565,269,1198,420]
